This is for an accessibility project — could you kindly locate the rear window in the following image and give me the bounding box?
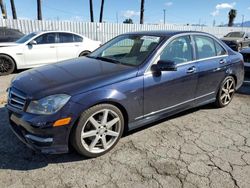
[74,34,83,42]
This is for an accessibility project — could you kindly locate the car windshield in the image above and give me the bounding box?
[88,34,163,66]
[225,32,245,38]
[16,32,37,43]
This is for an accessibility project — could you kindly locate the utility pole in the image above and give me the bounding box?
[242,15,245,29]
[116,12,118,23]
[163,9,166,24]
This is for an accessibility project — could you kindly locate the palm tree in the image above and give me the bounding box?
[99,0,104,22]
[10,0,17,19]
[228,9,237,27]
[37,0,42,20]
[0,0,7,19]
[123,18,133,24]
[140,0,144,24]
[89,0,94,22]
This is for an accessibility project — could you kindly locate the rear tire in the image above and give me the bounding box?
[0,55,15,76]
[71,104,124,158]
[215,76,235,108]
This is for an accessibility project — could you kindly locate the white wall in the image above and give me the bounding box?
[1,19,250,43]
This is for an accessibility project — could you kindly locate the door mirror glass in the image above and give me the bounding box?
[157,60,177,71]
[28,40,37,45]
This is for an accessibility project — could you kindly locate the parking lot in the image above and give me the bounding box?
[0,73,249,188]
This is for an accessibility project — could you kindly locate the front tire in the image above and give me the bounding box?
[215,76,236,108]
[71,104,124,158]
[0,55,15,76]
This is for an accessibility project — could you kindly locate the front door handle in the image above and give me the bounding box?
[219,59,226,64]
[50,46,55,48]
[186,66,196,73]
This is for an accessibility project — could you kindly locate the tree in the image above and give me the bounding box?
[37,0,42,20]
[228,9,237,27]
[123,18,133,24]
[89,0,94,22]
[140,0,144,24]
[99,0,104,22]
[0,0,7,19]
[10,0,17,19]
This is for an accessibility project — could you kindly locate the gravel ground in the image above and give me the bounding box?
[0,72,250,188]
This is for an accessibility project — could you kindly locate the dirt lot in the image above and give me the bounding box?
[0,73,250,188]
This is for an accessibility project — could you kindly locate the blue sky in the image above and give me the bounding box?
[3,0,250,26]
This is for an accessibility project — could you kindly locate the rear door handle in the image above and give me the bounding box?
[186,66,196,73]
[50,46,55,48]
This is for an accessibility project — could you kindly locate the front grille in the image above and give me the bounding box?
[8,88,27,111]
[241,53,250,63]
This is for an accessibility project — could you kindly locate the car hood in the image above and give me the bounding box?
[11,57,138,99]
[0,42,19,47]
[221,37,242,42]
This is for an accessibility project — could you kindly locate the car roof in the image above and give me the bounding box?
[124,30,210,37]
[33,30,83,36]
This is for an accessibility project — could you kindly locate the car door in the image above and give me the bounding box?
[192,35,228,105]
[143,35,198,117]
[24,33,57,66]
[56,32,79,61]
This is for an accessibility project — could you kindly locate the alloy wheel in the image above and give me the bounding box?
[0,56,15,76]
[80,109,121,154]
[220,77,235,106]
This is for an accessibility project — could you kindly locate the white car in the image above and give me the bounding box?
[0,31,101,75]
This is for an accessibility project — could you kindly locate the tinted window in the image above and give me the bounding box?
[35,33,56,44]
[160,36,193,64]
[74,34,83,42]
[215,41,226,56]
[194,36,216,59]
[59,33,74,43]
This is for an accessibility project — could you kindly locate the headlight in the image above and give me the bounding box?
[26,94,71,115]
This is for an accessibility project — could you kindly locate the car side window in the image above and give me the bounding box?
[194,35,216,59]
[59,33,74,43]
[74,35,83,42]
[214,41,226,56]
[159,36,193,64]
[35,33,56,44]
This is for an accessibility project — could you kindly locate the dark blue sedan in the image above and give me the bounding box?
[7,31,244,157]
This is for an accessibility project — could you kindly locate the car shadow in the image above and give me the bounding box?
[0,106,88,171]
[0,102,214,171]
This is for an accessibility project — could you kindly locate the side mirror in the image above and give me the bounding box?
[157,60,177,71]
[28,40,37,45]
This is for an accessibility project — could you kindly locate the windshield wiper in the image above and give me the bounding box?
[94,56,121,64]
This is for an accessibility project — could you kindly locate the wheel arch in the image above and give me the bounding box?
[0,53,17,69]
[79,50,91,57]
[69,99,129,147]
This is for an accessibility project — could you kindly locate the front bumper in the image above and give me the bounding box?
[7,101,81,154]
